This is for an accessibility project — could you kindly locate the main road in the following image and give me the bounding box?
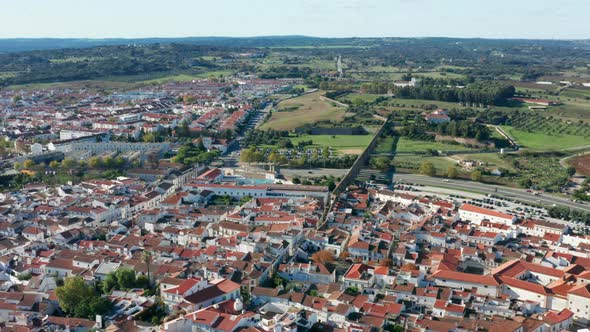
[394,173,590,214]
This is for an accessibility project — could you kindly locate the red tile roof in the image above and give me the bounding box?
[432,270,499,286]
[544,309,574,325]
[460,204,514,220]
[497,276,547,295]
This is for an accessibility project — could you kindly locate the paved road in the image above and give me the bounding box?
[394,173,590,213]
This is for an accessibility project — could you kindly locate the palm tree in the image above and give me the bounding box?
[142,250,153,289]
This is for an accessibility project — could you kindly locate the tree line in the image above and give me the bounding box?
[394,81,515,106]
[399,120,491,142]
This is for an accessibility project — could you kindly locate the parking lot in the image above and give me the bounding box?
[392,182,589,233]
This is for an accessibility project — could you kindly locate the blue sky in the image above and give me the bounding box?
[1,0,589,39]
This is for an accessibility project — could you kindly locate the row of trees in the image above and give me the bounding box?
[434,120,491,141]
[14,156,128,171]
[395,81,515,106]
[548,206,590,224]
[399,120,491,142]
[418,161,482,181]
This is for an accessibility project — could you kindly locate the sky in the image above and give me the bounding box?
[1,0,589,39]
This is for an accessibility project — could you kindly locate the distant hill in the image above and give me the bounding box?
[1,36,589,54]
[0,36,341,53]
[1,36,588,88]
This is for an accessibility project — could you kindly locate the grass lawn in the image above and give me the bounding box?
[396,137,473,153]
[374,137,397,154]
[290,134,373,154]
[501,126,589,150]
[260,91,347,131]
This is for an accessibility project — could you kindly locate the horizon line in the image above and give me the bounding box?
[0,35,588,42]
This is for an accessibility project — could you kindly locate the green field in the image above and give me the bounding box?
[394,155,457,172]
[501,126,589,150]
[374,137,397,154]
[6,68,236,90]
[561,88,590,100]
[260,91,348,131]
[396,137,473,153]
[290,134,373,154]
[7,79,137,91]
[0,72,18,79]
[138,70,234,84]
[413,72,466,80]
[340,93,386,103]
[449,153,516,172]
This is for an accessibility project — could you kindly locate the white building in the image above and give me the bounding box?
[431,270,499,297]
[458,204,515,225]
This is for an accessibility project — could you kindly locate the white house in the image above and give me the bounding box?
[431,270,499,297]
[458,204,515,225]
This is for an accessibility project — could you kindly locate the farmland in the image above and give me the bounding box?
[395,137,474,153]
[393,155,457,175]
[501,126,589,151]
[260,91,348,131]
[570,154,590,176]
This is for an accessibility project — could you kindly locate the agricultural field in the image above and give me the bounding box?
[378,98,529,114]
[569,154,590,176]
[501,153,570,192]
[257,55,338,71]
[550,101,590,122]
[5,68,235,91]
[501,126,590,151]
[137,70,235,84]
[260,91,348,131]
[339,93,386,103]
[7,79,138,91]
[560,87,590,100]
[393,155,457,174]
[0,72,17,79]
[396,137,474,153]
[413,71,466,80]
[290,134,373,154]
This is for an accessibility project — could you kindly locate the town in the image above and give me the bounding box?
[1,14,590,332]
